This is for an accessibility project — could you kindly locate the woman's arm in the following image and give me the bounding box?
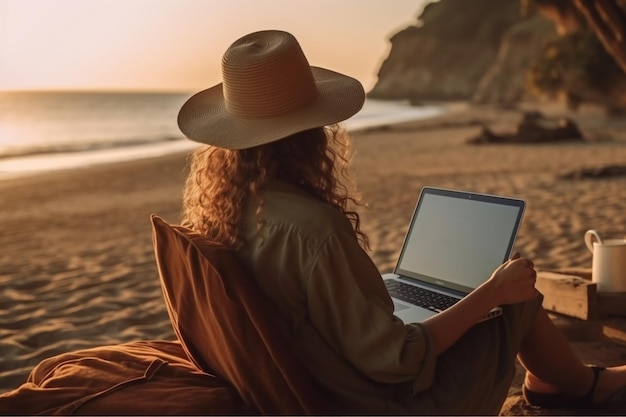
[422,254,538,356]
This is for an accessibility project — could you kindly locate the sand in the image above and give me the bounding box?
[2,101,626,413]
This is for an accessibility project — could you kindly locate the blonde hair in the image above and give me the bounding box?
[182,124,368,249]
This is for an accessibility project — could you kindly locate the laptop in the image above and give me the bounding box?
[383,186,525,323]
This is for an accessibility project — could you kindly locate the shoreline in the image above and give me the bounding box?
[0,98,444,181]
[2,101,626,414]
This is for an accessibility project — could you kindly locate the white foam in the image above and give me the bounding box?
[346,100,443,131]
[0,140,199,179]
[0,100,441,180]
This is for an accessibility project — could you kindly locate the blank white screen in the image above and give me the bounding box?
[397,192,522,290]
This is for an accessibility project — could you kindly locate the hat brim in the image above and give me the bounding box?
[177,67,365,149]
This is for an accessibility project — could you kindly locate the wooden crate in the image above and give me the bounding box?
[536,270,626,320]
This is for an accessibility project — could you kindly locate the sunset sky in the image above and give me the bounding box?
[0,0,431,93]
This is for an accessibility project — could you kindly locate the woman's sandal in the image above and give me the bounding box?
[523,365,626,409]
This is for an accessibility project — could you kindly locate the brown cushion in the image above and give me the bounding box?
[151,215,330,415]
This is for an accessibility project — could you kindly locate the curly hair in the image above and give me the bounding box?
[181,124,369,249]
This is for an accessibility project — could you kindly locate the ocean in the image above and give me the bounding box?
[0,91,442,179]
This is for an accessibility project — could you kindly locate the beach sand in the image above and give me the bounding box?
[2,102,626,413]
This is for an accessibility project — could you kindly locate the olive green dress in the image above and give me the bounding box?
[238,181,541,415]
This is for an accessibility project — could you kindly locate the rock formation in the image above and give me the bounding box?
[368,0,550,103]
[368,0,626,111]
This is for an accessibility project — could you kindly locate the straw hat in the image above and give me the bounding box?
[177,30,365,149]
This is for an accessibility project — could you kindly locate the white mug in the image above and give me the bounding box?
[584,229,626,292]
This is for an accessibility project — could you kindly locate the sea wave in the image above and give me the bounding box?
[0,96,443,180]
[0,135,184,160]
[0,140,199,180]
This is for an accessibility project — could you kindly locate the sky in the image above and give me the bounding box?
[0,0,431,93]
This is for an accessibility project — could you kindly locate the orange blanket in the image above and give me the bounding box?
[0,340,252,415]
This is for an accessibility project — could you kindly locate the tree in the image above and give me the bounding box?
[522,0,626,112]
[523,0,626,76]
[573,0,626,75]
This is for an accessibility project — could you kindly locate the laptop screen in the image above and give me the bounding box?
[395,187,525,294]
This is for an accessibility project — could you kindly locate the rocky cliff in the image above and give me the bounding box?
[368,0,556,104]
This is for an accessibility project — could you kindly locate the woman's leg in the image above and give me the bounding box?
[518,307,626,403]
[408,297,543,415]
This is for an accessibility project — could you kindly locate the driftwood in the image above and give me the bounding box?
[559,164,626,180]
[467,111,585,144]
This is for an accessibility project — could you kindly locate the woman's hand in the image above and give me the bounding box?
[485,252,538,306]
[423,252,539,356]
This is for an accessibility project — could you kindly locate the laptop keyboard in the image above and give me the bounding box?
[384,279,460,313]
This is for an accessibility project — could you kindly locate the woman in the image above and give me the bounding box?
[177,30,626,414]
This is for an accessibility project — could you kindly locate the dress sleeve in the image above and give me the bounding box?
[304,227,437,395]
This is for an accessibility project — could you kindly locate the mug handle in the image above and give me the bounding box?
[584,229,604,252]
